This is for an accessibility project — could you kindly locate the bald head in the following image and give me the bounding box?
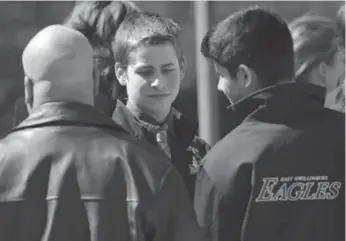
[23,24,93,82]
[22,25,95,109]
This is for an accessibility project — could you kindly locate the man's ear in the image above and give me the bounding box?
[179,56,186,80]
[114,62,127,86]
[24,76,33,113]
[238,64,254,88]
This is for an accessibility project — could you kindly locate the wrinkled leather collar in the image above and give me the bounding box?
[12,101,129,134]
[112,100,144,138]
[226,82,326,125]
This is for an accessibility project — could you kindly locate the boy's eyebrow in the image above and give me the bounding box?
[134,64,153,69]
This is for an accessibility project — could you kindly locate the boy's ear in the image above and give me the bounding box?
[238,64,255,88]
[179,56,186,80]
[114,62,127,86]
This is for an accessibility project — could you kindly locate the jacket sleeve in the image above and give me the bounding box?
[194,162,253,241]
[157,167,208,241]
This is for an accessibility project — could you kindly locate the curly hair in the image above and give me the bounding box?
[64,1,139,98]
[289,14,339,83]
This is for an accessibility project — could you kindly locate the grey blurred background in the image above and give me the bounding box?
[0,1,343,138]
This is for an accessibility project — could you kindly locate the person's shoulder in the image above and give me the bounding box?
[200,128,246,174]
[0,130,35,183]
[199,131,255,194]
[0,128,30,155]
[201,120,275,176]
[316,105,345,128]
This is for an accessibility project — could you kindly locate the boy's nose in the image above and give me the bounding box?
[151,78,165,89]
[217,77,223,91]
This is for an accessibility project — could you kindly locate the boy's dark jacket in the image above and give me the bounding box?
[112,100,210,198]
[0,102,206,241]
[194,82,345,241]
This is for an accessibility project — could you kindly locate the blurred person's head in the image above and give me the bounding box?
[326,4,345,112]
[201,6,294,104]
[289,14,345,92]
[336,4,345,46]
[64,1,139,102]
[113,12,186,123]
[22,25,94,114]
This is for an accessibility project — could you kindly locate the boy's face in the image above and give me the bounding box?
[123,43,181,116]
[214,62,245,104]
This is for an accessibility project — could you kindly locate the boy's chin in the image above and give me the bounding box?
[143,98,172,110]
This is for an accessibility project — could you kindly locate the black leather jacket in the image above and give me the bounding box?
[0,102,206,241]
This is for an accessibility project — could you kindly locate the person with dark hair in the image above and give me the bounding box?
[0,25,205,241]
[64,0,139,116]
[194,6,344,241]
[289,13,345,112]
[111,11,210,199]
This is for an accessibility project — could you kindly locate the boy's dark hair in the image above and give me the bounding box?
[64,1,138,97]
[201,6,294,87]
[112,11,183,66]
[336,4,345,46]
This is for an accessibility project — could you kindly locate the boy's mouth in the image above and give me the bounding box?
[148,93,170,98]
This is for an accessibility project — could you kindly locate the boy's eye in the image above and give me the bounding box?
[136,69,154,77]
[162,68,175,74]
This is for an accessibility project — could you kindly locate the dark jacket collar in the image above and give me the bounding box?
[112,100,198,148]
[226,82,326,128]
[325,83,345,112]
[12,101,129,134]
[111,100,144,138]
